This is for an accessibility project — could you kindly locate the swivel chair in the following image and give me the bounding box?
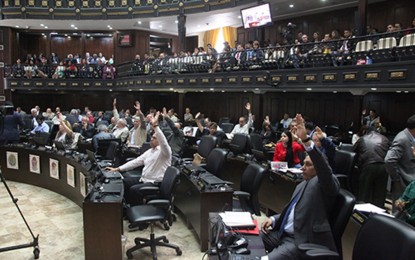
[299,189,356,259]
[203,148,228,177]
[249,133,273,163]
[301,213,415,260]
[334,150,356,192]
[126,166,182,259]
[220,123,234,134]
[181,135,217,164]
[96,140,120,167]
[96,138,122,156]
[228,133,250,158]
[233,163,266,216]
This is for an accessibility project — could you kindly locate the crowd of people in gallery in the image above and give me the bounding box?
[8,18,415,79]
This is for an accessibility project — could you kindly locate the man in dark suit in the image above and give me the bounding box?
[260,114,340,259]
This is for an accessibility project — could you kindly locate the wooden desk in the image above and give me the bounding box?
[0,145,123,260]
[174,172,233,252]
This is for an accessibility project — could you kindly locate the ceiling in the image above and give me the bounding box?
[0,0,384,36]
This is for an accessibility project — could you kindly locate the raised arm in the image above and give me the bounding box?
[152,111,172,158]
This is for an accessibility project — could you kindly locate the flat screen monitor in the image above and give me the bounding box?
[240,3,273,29]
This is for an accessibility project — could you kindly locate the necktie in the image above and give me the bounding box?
[131,129,136,145]
[278,192,300,237]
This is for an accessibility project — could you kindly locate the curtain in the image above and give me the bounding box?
[203,28,221,50]
[222,26,237,48]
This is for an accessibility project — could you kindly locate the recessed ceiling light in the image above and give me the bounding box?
[74,27,78,30]
[138,21,142,24]
[237,15,241,19]
[139,88,143,91]
[44,26,48,29]
[175,20,178,24]
[404,91,409,93]
[396,90,402,93]
[159,25,162,28]
[333,91,337,93]
[40,24,44,27]
[70,24,75,28]
[210,88,214,91]
[307,88,312,91]
[371,88,377,91]
[15,25,19,28]
[289,4,294,8]
[107,25,111,28]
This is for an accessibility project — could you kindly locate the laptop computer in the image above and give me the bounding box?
[54,140,73,154]
[100,181,123,194]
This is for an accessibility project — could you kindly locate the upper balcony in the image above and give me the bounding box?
[4,31,415,94]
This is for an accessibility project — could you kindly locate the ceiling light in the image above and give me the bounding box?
[40,24,44,27]
[74,27,78,30]
[70,24,75,28]
[107,25,111,28]
[138,21,142,24]
[44,26,48,29]
[404,91,409,93]
[175,20,178,24]
[237,15,241,19]
[371,88,377,91]
[15,25,19,28]
[307,88,312,91]
[396,90,402,93]
[333,91,337,93]
[210,88,214,91]
[289,4,294,8]
[159,25,162,28]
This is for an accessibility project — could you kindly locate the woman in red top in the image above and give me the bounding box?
[273,130,305,168]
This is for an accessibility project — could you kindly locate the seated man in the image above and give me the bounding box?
[126,115,147,148]
[228,102,253,139]
[112,118,129,143]
[107,111,171,207]
[260,114,340,259]
[77,116,95,139]
[194,113,225,147]
[31,115,50,134]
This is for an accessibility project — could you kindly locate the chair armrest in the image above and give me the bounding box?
[234,190,250,199]
[335,174,348,180]
[298,243,340,259]
[147,199,170,208]
[139,186,160,197]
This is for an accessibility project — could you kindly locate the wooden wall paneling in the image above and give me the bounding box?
[185,36,198,53]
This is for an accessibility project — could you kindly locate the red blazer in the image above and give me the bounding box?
[273,141,305,164]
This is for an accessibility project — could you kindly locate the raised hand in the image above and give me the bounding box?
[245,102,251,111]
[162,107,167,117]
[113,98,117,107]
[295,114,307,140]
[134,101,141,111]
[264,115,270,124]
[151,111,160,126]
[314,126,324,140]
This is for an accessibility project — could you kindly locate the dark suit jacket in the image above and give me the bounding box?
[0,112,25,144]
[271,147,340,256]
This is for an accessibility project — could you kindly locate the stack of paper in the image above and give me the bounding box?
[219,211,255,228]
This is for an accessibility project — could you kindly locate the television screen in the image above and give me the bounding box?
[241,3,273,29]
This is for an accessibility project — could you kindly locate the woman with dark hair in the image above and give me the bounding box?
[273,130,305,168]
[0,101,25,146]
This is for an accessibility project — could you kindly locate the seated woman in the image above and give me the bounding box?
[260,116,276,144]
[54,113,74,149]
[273,130,305,168]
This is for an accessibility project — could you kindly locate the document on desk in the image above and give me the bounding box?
[219,211,256,228]
[354,203,393,217]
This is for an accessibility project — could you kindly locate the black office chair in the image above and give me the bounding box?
[203,148,228,177]
[302,213,415,260]
[250,133,273,163]
[44,120,54,133]
[126,166,182,260]
[218,117,231,128]
[221,123,234,134]
[96,138,122,156]
[299,189,356,259]
[338,143,354,153]
[97,140,120,167]
[229,133,250,157]
[181,135,217,164]
[334,150,356,191]
[233,163,266,216]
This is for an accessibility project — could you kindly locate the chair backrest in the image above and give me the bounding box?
[105,141,119,162]
[329,189,356,257]
[198,135,217,158]
[204,148,227,177]
[220,123,234,134]
[352,214,415,260]
[377,37,397,50]
[33,131,51,147]
[159,166,180,202]
[399,33,415,47]
[249,133,263,151]
[96,138,122,156]
[239,163,266,215]
[218,117,230,128]
[354,40,373,52]
[338,143,354,153]
[334,150,356,176]
[229,133,250,156]
[44,120,54,133]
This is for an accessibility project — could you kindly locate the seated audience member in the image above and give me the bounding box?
[54,114,74,148]
[279,113,293,130]
[92,124,115,151]
[103,60,116,79]
[362,109,380,127]
[94,111,108,125]
[42,108,55,120]
[194,113,225,146]
[12,59,25,78]
[167,108,179,123]
[162,107,185,157]
[77,116,95,139]
[126,115,147,148]
[183,107,194,123]
[66,60,78,77]
[31,115,50,134]
[36,57,50,78]
[52,61,66,79]
[112,118,129,143]
[261,114,340,259]
[352,125,368,145]
[106,112,171,207]
[273,130,305,168]
[374,121,387,135]
[66,109,80,128]
[228,102,253,139]
[261,116,276,144]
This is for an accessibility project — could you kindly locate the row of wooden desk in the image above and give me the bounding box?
[0,145,124,260]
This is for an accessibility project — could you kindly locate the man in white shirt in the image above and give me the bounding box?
[112,118,129,143]
[228,102,253,139]
[107,111,172,206]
